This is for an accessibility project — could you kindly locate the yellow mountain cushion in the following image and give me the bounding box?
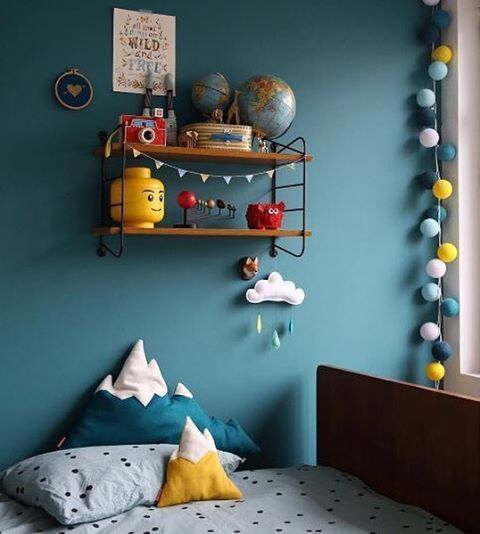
[158,451,242,507]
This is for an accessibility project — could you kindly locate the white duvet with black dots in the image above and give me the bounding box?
[0,465,460,533]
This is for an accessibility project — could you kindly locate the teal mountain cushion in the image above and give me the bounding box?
[64,391,259,456]
[62,340,260,457]
[0,444,243,525]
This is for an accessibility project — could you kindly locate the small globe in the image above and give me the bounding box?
[238,75,296,139]
[192,73,231,115]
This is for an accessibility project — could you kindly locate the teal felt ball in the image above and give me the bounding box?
[417,108,436,127]
[421,282,441,302]
[419,171,438,189]
[426,205,447,223]
[428,61,448,81]
[420,218,440,238]
[416,89,436,108]
[438,143,456,161]
[441,298,459,317]
[432,340,453,362]
[432,9,452,29]
[419,24,440,44]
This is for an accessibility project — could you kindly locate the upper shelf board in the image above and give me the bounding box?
[96,143,313,165]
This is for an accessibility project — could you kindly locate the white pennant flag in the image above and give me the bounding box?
[155,160,164,170]
[266,170,275,178]
[224,176,232,184]
[245,174,254,183]
[178,169,187,178]
[132,148,141,158]
[200,174,209,183]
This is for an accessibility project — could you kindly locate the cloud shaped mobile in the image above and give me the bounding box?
[246,272,305,305]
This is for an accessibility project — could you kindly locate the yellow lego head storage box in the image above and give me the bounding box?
[110,167,165,228]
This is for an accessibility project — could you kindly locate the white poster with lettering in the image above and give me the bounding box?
[113,8,175,95]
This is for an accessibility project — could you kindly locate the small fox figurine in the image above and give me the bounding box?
[239,256,259,280]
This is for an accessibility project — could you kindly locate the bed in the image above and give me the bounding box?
[0,366,476,533]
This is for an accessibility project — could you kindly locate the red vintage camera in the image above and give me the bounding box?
[120,114,166,146]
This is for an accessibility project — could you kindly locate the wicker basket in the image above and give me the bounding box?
[180,123,252,151]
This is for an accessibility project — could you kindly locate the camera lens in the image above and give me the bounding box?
[138,127,156,144]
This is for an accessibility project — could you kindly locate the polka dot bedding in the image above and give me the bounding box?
[0,465,459,533]
[0,445,242,526]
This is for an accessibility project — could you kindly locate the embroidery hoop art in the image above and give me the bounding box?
[54,68,93,110]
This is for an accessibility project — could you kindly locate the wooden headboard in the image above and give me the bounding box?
[317,366,480,533]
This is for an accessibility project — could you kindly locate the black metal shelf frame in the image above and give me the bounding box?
[95,131,308,259]
[269,136,307,258]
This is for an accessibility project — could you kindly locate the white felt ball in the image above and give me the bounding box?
[420,322,441,341]
[419,128,440,148]
[422,0,440,5]
[425,259,447,278]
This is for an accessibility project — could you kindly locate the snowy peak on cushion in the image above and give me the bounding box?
[96,339,168,406]
[174,383,193,398]
[175,416,216,463]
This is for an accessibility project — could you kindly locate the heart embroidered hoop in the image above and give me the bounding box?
[54,68,93,110]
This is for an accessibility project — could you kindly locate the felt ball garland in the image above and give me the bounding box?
[428,60,448,81]
[420,218,440,238]
[419,24,440,44]
[426,205,447,223]
[416,88,436,107]
[417,2,458,388]
[432,45,453,64]
[417,107,437,127]
[418,171,438,189]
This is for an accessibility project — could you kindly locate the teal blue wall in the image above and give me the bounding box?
[0,0,433,470]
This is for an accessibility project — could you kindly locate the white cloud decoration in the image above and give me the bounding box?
[246,272,305,306]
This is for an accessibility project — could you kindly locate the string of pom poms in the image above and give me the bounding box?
[418,0,459,388]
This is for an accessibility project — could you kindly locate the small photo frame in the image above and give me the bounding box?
[54,68,93,110]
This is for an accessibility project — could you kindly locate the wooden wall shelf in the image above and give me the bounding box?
[96,143,313,165]
[95,135,311,258]
[93,227,312,238]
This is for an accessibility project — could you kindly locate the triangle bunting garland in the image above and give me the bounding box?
[126,146,302,182]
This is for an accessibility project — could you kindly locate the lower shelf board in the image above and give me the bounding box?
[92,227,312,238]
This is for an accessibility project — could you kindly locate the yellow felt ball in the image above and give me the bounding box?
[432,45,453,64]
[437,243,458,263]
[425,361,445,382]
[432,179,453,200]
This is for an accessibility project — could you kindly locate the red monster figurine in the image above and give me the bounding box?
[246,202,286,230]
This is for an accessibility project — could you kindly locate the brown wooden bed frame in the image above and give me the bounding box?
[317,366,479,533]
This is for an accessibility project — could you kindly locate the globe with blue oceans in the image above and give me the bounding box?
[238,75,296,139]
[192,72,231,115]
